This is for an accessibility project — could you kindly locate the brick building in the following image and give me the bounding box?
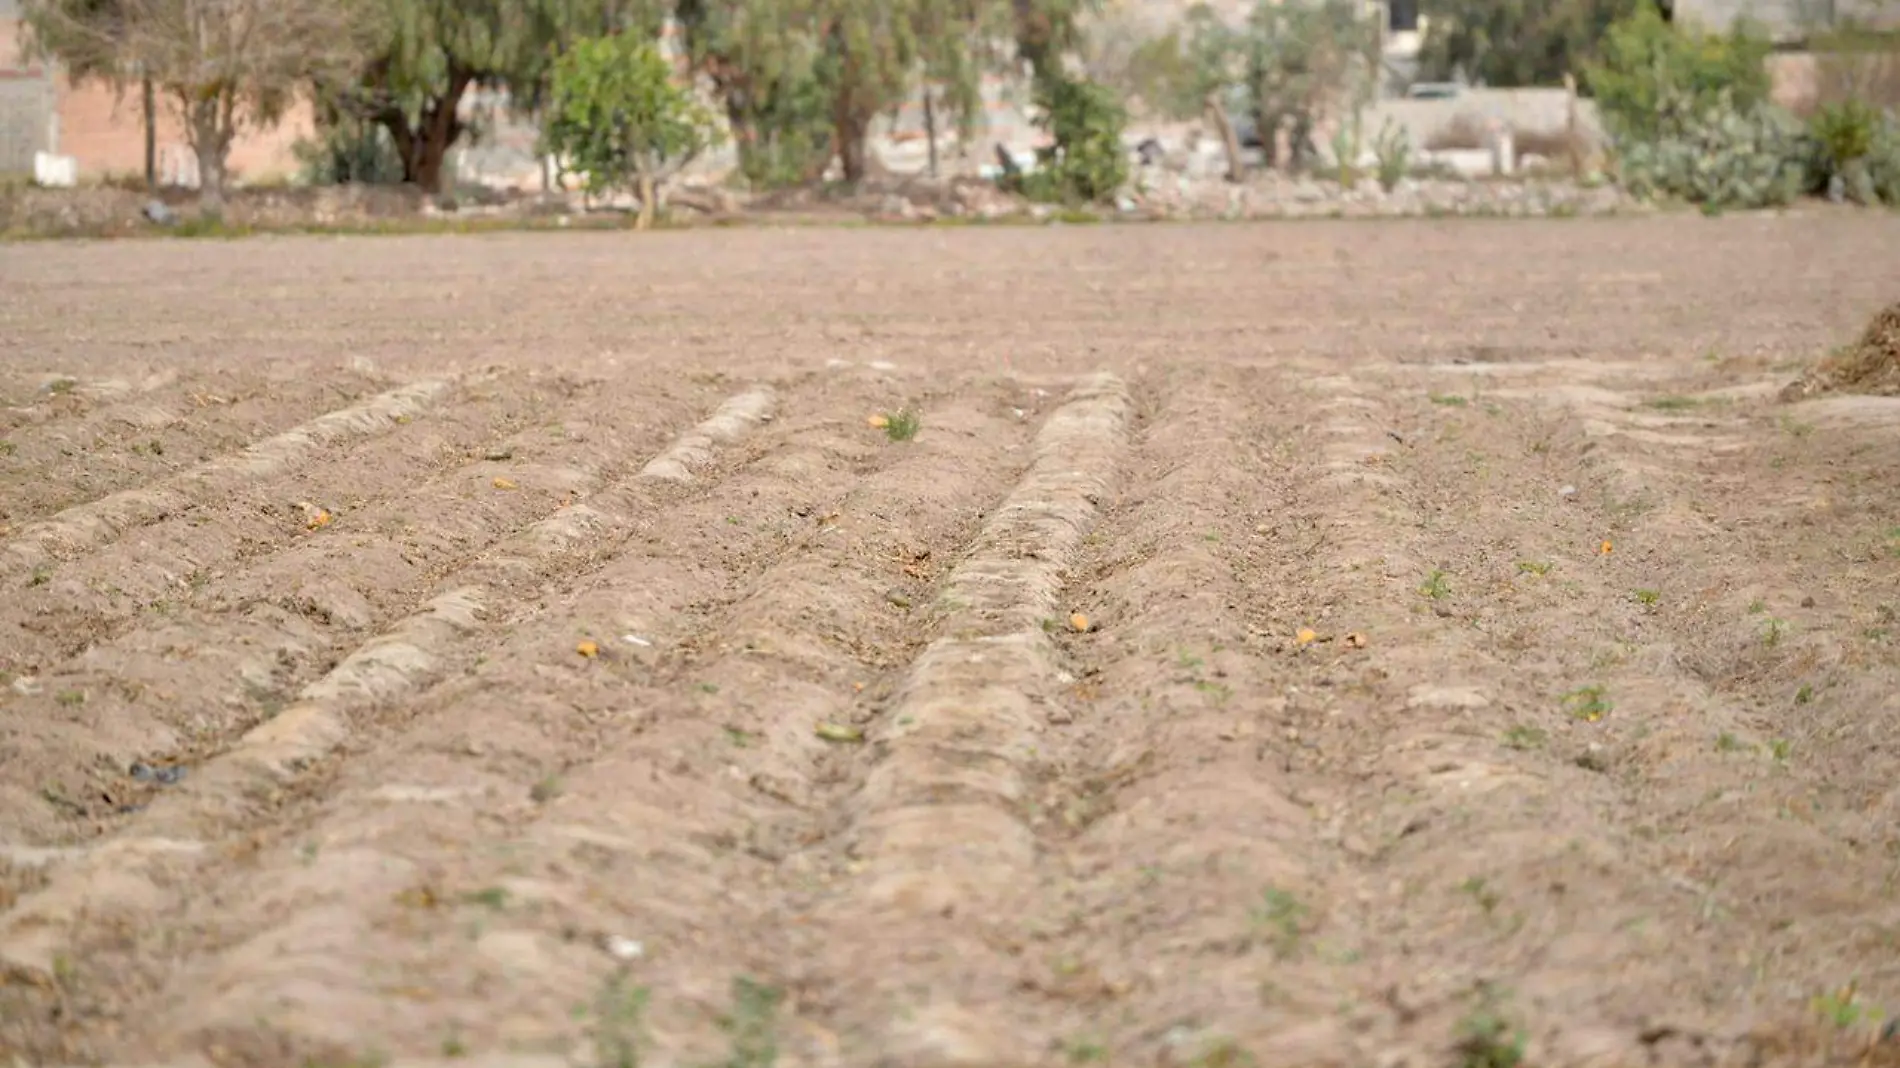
[0,0,312,186]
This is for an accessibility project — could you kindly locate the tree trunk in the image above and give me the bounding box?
[141,76,156,190]
[182,96,230,215]
[636,171,655,230]
[378,67,473,194]
[836,116,869,183]
[924,87,939,179]
[192,133,228,215]
[1204,92,1244,183]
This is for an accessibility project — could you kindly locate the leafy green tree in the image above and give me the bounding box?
[673,0,1107,188]
[675,0,833,186]
[1589,0,1772,143]
[1245,0,1379,170]
[1018,72,1128,202]
[1118,3,1245,120]
[541,31,719,227]
[321,0,655,194]
[1416,0,1642,89]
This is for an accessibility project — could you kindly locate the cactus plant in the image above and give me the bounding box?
[1613,85,1808,209]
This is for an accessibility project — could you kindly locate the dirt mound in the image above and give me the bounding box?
[1782,300,1900,400]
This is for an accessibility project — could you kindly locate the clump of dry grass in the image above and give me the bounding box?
[1783,300,1900,400]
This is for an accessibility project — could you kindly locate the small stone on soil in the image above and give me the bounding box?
[483,445,515,461]
[129,762,186,785]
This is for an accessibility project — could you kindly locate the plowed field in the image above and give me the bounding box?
[4,217,1900,1068]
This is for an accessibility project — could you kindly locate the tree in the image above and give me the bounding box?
[541,32,718,227]
[675,0,1101,188]
[675,0,833,187]
[1588,0,1771,143]
[1244,0,1379,170]
[319,0,654,195]
[1416,0,1643,89]
[22,0,363,210]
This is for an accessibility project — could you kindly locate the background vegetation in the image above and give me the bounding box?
[14,0,1900,209]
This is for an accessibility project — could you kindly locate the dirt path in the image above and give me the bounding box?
[2,217,1899,1067]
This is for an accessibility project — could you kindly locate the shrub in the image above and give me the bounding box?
[1019,75,1130,205]
[541,33,721,228]
[294,117,405,186]
[1613,88,1808,209]
[1372,117,1413,191]
[1590,0,1772,145]
[1808,99,1899,204]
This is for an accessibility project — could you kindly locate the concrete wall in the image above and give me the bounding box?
[0,11,53,175]
[1365,87,1603,153]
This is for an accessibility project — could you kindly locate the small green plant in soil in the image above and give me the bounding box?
[1430,392,1469,407]
[1516,560,1552,576]
[590,968,651,1068]
[1420,569,1452,600]
[1502,725,1547,751]
[1249,886,1308,960]
[881,409,921,442]
[1562,685,1612,723]
[1456,1006,1526,1068]
[1644,395,1701,411]
[1762,617,1789,647]
[715,976,784,1068]
[1632,588,1660,607]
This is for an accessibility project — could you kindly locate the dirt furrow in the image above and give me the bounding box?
[0,363,393,530]
[1465,367,1900,1060]
[0,371,693,845]
[0,376,455,589]
[1259,362,1898,1067]
[0,368,187,437]
[709,371,1129,1065]
[985,365,1361,1067]
[154,382,1056,1066]
[0,371,949,1064]
[0,383,781,1011]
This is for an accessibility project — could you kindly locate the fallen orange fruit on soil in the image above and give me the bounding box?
[1069,612,1092,633]
[576,640,599,658]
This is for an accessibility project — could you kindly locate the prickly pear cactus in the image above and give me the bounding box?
[1613,86,1809,209]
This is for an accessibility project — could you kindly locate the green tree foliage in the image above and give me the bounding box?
[1244,0,1379,169]
[322,0,655,194]
[1416,0,1642,89]
[677,0,1093,187]
[674,0,832,186]
[1118,3,1245,120]
[1591,2,1798,209]
[541,32,719,226]
[1588,0,1772,143]
[1016,73,1128,202]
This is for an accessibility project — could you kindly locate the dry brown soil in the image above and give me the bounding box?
[3,216,1900,1068]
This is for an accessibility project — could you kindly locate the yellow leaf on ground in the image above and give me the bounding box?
[305,507,333,530]
[1296,627,1319,645]
[576,640,599,658]
[493,477,518,490]
[1069,612,1092,633]
[867,413,890,429]
[1599,540,1614,555]
[815,722,865,743]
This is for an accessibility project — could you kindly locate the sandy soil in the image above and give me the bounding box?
[3,215,1900,1068]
